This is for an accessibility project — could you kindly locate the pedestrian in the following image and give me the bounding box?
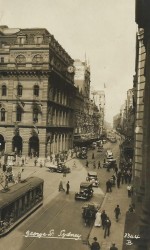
[85,160,89,168]
[109,243,118,250]
[104,217,111,238]
[34,159,37,166]
[101,210,107,229]
[116,177,121,188]
[98,161,101,169]
[106,179,112,192]
[127,184,132,197]
[93,161,96,169]
[121,171,125,184]
[114,166,118,174]
[66,181,70,194]
[22,158,24,166]
[59,181,65,191]
[90,237,101,250]
[114,205,121,222]
[92,153,94,159]
[2,164,6,172]
[127,171,132,184]
[94,210,102,227]
[18,172,21,182]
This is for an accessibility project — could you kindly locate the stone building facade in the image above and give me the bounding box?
[0,26,75,157]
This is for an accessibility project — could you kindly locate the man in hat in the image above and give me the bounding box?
[109,243,118,250]
[90,237,101,250]
[104,216,111,238]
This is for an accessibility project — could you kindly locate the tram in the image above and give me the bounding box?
[0,176,44,236]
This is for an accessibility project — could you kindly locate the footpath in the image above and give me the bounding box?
[89,183,131,250]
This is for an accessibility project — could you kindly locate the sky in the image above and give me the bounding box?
[0,0,137,124]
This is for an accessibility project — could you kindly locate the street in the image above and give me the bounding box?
[0,139,121,250]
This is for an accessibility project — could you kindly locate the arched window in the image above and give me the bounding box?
[1,108,5,121]
[16,107,22,122]
[33,85,39,96]
[32,54,43,64]
[16,55,26,64]
[17,84,23,96]
[2,85,7,96]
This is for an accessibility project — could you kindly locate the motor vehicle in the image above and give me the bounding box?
[103,158,117,170]
[86,171,99,187]
[97,146,103,152]
[106,150,113,159]
[57,163,71,173]
[0,177,43,236]
[46,163,58,172]
[46,163,70,173]
[82,202,100,226]
[75,182,94,201]
[76,151,87,159]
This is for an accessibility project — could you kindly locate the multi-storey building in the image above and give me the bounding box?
[0,25,75,157]
[73,59,99,144]
[91,90,105,137]
[123,2,150,249]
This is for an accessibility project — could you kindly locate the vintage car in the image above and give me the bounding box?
[75,182,94,201]
[103,158,117,170]
[57,163,71,173]
[76,151,87,159]
[86,171,99,187]
[82,202,100,226]
[46,163,70,174]
[106,150,113,159]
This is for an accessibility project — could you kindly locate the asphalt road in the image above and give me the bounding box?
[0,138,120,250]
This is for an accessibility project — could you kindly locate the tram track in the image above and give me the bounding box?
[21,193,74,249]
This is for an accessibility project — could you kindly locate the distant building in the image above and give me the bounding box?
[73,60,99,145]
[91,90,105,136]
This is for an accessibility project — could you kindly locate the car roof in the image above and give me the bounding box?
[80,182,93,188]
[88,171,97,176]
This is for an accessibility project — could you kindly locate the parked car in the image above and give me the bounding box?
[75,182,94,201]
[86,171,99,187]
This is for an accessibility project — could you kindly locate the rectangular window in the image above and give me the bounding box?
[16,112,22,122]
[1,57,4,63]
[33,113,38,123]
